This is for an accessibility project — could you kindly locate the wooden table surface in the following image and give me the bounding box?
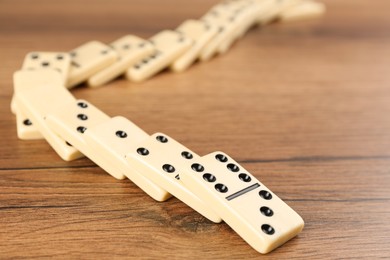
[1,0,389,258]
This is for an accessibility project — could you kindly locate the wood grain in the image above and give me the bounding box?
[1,0,390,258]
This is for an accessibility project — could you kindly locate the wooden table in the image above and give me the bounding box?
[1,0,389,258]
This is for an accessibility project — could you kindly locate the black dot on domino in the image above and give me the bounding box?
[203,173,216,182]
[138,42,146,48]
[137,147,149,156]
[259,190,272,200]
[66,141,73,147]
[77,114,88,120]
[156,135,168,143]
[215,183,228,193]
[71,61,80,68]
[31,53,39,59]
[261,224,275,235]
[115,130,127,138]
[191,163,204,172]
[41,61,50,67]
[77,102,88,108]
[215,153,228,162]
[260,206,274,217]
[23,119,32,126]
[56,54,64,60]
[238,173,251,182]
[77,126,87,134]
[122,44,131,49]
[227,163,239,172]
[181,151,193,159]
[162,164,175,173]
[101,49,109,55]
[70,51,77,57]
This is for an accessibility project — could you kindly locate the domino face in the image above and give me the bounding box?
[22,52,71,82]
[180,151,304,254]
[13,69,83,161]
[45,100,131,179]
[88,35,155,87]
[199,1,249,61]
[84,116,171,201]
[125,133,222,223]
[126,30,192,82]
[67,41,118,88]
[45,99,110,150]
[12,52,72,139]
[170,19,217,72]
[218,2,264,54]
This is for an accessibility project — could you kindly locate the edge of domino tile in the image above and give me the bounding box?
[278,1,326,22]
